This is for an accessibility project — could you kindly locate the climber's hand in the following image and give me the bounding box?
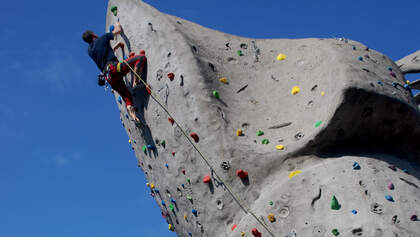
[112,22,122,36]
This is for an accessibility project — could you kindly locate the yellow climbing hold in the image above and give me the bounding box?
[150,183,155,189]
[128,139,132,144]
[146,183,150,187]
[291,86,300,95]
[168,224,174,231]
[321,91,325,96]
[406,80,410,85]
[267,213,276,223]
[275,145,285,150]
[241,232,245,236]
[236,129,243,136]
[184,214,187,220]
[219,77,228,84]
[288,170,302,178]
[277,53,287,61]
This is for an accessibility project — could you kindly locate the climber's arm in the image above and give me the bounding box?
[112,22,122,37]
[112,42,124,51]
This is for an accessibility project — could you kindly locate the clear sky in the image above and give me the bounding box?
[0,1,418,237]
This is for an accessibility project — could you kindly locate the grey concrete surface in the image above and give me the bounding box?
[105,1,420,236]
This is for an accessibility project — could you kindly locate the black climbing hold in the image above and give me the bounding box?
[236,85,248,93]
[294,132,304,141]
[240,43,248,49]
[191,45,197,53]
[225,43,231,50]
[208,62,216,72]
[311,85,318,91]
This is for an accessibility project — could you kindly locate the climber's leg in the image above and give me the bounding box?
[122,54,147,88]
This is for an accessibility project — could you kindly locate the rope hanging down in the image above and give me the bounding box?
[123,60,277,237]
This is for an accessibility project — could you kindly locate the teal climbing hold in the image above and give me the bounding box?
[261,139,269,144]
[385,195,394,202]
[353,162,361,170]
[358,56,363,61]
[331,195,341,210]
[213,90,220,99]
[314,121,322,128]
[256,130,264,136]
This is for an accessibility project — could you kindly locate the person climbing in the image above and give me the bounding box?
[82,22,147,126]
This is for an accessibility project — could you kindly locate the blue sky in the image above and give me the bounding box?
[0,1,419,237]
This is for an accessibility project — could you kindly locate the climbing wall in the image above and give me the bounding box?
[105,1,420,236]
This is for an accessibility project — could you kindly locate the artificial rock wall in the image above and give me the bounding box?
[105,1,420,236]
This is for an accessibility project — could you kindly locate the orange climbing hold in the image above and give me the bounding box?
[252,228,262,237]
[168,73,175,81]
[236,169,248,179]
[168,117,175,125]
[190,132,199,142]
[236,129,243,136]
[203,175,211,183]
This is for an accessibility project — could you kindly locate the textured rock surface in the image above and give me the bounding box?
[106,1,420,236]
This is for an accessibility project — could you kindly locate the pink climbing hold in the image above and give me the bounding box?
[388,182,394,190]
[168,117,175,125]
[232,224,238,231]
[203,175,211,183]
[168,73,175,81]
[236,169,248,179]
[251,228,262,237]
[190,132,199,142]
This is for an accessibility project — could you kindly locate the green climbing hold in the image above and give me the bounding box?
[169,204,174,211]
[269,201,273,206]
[213,90,220,99]
[331,195,341,210]
[110,5,118,16]
[186,195,192,200]
[161,140,166,147]
[142,145,147,153]
[262,139,269,144]
[187,178,191,183]
[257,130,264,136]
[237,50,243,56]
[332,229,339,236]
[315,121,322,128]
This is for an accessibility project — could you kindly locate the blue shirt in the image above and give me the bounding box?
[88,32,117,71]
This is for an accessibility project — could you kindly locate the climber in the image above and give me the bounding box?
[82,22,147,126]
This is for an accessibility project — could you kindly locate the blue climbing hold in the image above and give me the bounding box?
[170,198,176,203]
[358,56,363,61]
[124,55,128,60]
[147,144,156,150]
[109,24,115,32]
[352,210,357,214]
[165,163,169,168]
[378,81,383,85]
[192,209,198,215]
[392,82,398,87]
[125,114,129,119]
[161,200,166,206]
[188,232,192,236]
[353,162,361,170]
[118,96,122,104]
[385,195,394,202]
[154,189,160,194]
[387,66,393,71]
[352,46,356,50]
[181,184,185,188]
[403,84,411,90]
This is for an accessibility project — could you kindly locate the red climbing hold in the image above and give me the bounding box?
[231,224,238,231]
[251,228,262,237]
[168,73,175,81]
[182,169,186,175]
[139,49,146,56]
[168,117,175,125]
[203,175,211,183]
[190,132,199,142]
[172,152,175,156]
[236,169,248,179]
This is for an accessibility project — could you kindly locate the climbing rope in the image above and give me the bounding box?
[123,60,277,237]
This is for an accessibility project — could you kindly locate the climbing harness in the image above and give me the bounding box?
[123,60,277,237]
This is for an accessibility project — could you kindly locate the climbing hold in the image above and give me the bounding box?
[219,77,228,84]
[352,46,356,50]
[241,232,245,236]
[125,114,129,119]
[128,139,132,144]
[392,82,398,87]
[186,195,192,200]
[118,96,122,104]
[332,228,339,236]
[182,169,186,175]
[147,144,156,150]
[220,161,231,170]
[170,198,176,203]
[142,145,147,153]
[291,86,300,95]
[213,90,220,99]
[288,170,301,178]
[165,163,169,168]
[187,178,191,183]
[411,215,418,221]
[160,140,166,148]
[378,81,383,85]
[321,91,325,96]
[109,25,114,32]
[232,224,238,231]
[167,73,175,81]
[150,183,155,189]
[275,145,285,150]
[267,213,276,223]
[181,184,185,188]
[110,5,118,16]
[277,53,287,61]
[358,56,363,61]
[146,183,150,187]
[168,224,174,231]
[184,214,188,220]
[269,201,273,206]
[261,139,269,144]
[236,129,244,136]
[192,209,198,215]
[331,195,341,210]
[251,228,262,237]
[353,162,361,170]
[236,169,249,179]
[168,117,175,125]
[314,121,322,128]
[385,195,394,202]
[190,132,199,143]
[390,72,396,78]
[154,189,160,194]
[352,210,357,214]
[388,182,394,190]
[203,175,211,183]
[237,50,243,56]
[256,130,264,136]
[188,232,191,236]
[387,66,393,71]
[172,152,175,156]
[161,200,166,206]
[169,204,174,211]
